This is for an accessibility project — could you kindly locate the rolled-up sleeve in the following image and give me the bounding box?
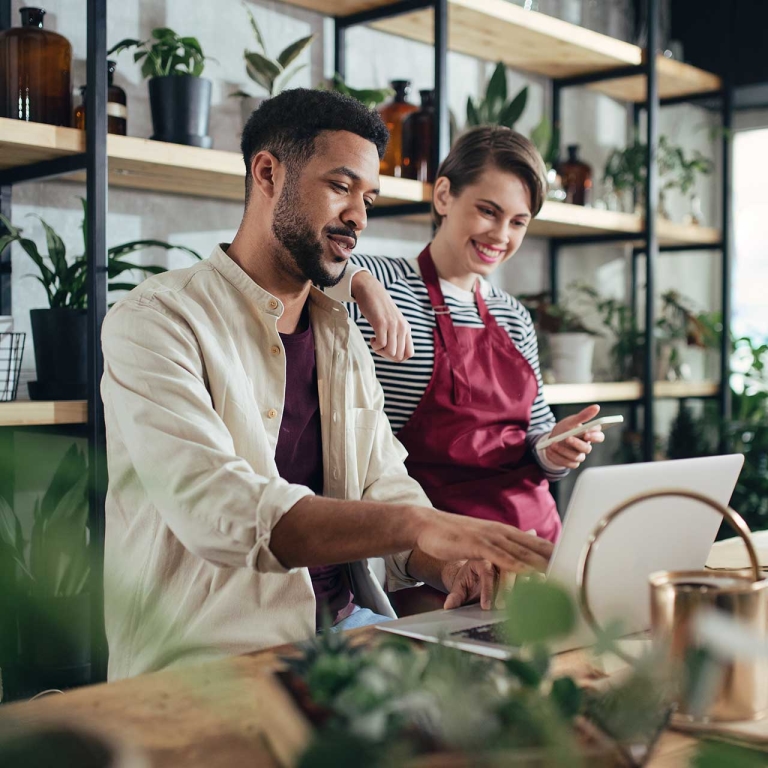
[101,299,313,573]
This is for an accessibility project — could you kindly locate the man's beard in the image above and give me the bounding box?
[271,176,347,289]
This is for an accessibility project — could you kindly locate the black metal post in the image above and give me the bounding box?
[629,248,640,433]
[551,80,561,168]
[86,0,109,684]
[0,0,11,316]
[548,240,559,303]
[333,19,346,79]
[719,5,734,429]
[642,0,659,462]
[433,0,449,174]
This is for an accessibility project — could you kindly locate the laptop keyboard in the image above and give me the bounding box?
[450,622,508,645]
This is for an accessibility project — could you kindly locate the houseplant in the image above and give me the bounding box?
[109,27,213,147]
[466,62,528,131]
[325,74,392,109]
[232,3,314,125]
[0,202,201,400]
[521,292,599,383]
[0,443,91,691]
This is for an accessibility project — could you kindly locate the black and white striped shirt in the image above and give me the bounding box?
[340,254,566,482]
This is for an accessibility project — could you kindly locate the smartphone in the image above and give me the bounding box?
[536,415,624,451]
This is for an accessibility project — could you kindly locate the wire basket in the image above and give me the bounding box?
[0,332,26,402]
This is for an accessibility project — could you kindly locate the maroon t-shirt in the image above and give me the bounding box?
[275,311,355,628]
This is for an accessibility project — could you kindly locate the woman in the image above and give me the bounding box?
[331,126,604,543]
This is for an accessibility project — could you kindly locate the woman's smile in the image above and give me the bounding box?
[471,239,506,265]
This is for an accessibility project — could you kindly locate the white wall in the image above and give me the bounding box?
[7,0,721,454]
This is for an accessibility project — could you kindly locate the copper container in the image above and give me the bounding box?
[0,7,72,126]
[577,488,768,726]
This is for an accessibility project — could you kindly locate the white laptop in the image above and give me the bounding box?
[378,455,745,659]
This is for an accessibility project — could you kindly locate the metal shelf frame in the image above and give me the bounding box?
[0,0,109,687]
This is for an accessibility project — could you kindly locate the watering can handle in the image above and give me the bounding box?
[576,488,761,663]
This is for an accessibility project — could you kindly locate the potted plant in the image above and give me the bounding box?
[0,443,91,692]
[109,27,213,148]
[323,74,393,109]
[673,145,713,225]
[656,290,721,381]
[0,201,201,400]
[231,3,314,126]
[466,62,528,131]
[521,292,598,384]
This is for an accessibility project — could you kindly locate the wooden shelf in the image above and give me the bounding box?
[0,400,88,427]
[0,118,431,206]
[314,0,720,103]
[543,380,720,405]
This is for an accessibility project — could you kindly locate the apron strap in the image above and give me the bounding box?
[417,247,472,405]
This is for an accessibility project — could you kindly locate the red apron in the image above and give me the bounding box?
[397,246,561,543]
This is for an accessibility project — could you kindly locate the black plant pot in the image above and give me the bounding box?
[29,308,87,400]
[148,75,212,148]
[19,592,92,691]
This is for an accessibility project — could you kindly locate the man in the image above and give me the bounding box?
[101,89,553,680]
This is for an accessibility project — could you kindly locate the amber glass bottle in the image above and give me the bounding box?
[378,80,417,178]
[73,60,127,135]
[401,89,436,183]
[557,144,593,206]
[0,7,72,126]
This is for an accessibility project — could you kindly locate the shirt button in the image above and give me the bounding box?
[267,408,278,419]
[268,299,278,310]
[333,468,339,480]
[332,411,338,423]
[270,345,281,356]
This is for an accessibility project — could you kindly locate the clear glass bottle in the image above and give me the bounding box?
[0,7,72,126]
[73,60,127,135]
[401,89,436,183]
[557,144,592,206]
[378,80,417,178]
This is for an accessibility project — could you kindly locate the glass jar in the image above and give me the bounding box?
[378,80,418,178]
[556,144,592,206]
[0,7,72,126]
[401,89,436,183]
[73,59,127,135]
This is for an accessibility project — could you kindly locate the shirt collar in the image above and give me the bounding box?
[209,243,347,321]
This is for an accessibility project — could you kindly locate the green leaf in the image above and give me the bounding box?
[243,3,268,55]
[180,37,203,56]
[33,215,68,279]
[107,281,141,293]
[276,63,307,93]
[108,261,166,278]
[693,741,768,768]
[550,676,583,718]
[245,51,281,94]
[107,38,144,56]
[499,85,528,128]
[485,61,508,114]
[530,115,552,160]
[505,577,576,645]
[40,444,86,523]
[109,239,202,261]
[466,96,480,127]
[504,656,545,687]
[151,27,177,41]
[0,495,20,550]
[277,34,315,69]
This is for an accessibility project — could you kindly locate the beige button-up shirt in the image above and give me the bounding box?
[101,245,429,680]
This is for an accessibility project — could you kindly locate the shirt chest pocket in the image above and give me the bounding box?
[345,408,379,499]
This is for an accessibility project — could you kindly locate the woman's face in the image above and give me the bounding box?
[433,166,533,283]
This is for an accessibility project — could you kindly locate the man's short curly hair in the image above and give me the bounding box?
[240,88,389,204]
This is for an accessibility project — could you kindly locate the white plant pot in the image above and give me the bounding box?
[239,95,264,128]
[549,333,595,384]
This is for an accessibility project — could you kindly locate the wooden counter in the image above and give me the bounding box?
[1,627,700,767]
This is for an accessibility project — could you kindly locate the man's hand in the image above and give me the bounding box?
[543,403,606,470]
[351,270,414,362]
[441,559,500,610]
[414,510,553,576]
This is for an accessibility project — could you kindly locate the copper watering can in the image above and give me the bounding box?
[577,488,768,725]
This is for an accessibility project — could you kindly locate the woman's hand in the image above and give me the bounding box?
[544,404,606,470]
[351,270,414,362]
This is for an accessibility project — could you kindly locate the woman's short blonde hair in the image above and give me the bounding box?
[432,126,548,228]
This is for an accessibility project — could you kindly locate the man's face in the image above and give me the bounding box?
[271,131,380,288]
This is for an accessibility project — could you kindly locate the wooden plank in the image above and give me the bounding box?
[279,0,396,15]
[589,57,722,103]
[371,0,640,79]
[543,381,719,405]
[0,400,88,426]
[368,0,720,102]
[2,626,701,767]
[0,118,430,206]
